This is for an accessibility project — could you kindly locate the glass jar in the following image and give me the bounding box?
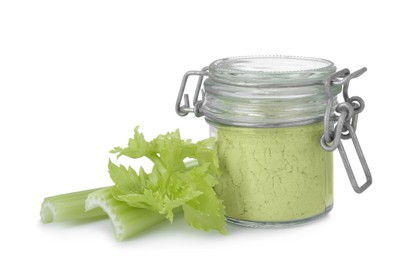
[176,56,372,227]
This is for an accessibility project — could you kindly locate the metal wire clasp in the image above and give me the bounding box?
[175,67,208,117]
[320,68,372,193]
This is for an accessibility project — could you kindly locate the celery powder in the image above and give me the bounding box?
[214,122,333,222]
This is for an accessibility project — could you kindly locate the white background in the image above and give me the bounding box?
[1,0,401,259]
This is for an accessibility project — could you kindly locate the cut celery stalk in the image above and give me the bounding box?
[85,187,166,241]
[40,187,108,223]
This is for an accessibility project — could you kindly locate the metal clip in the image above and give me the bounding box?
[175,67,208,117]
[338,123,372,193]
[321,67,372,193]
[320,102,353,152]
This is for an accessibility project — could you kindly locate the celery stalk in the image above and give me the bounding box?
[85,187,166,241]
[40,187,108,223]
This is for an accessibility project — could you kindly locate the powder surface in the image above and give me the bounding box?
[213,122,333,222]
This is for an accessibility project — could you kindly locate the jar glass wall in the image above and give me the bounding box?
[203,56,339,226]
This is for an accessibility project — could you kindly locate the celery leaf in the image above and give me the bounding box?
[108,127,226,233]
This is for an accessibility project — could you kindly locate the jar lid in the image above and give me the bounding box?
[209,56,336,86]
[201,56,341,127]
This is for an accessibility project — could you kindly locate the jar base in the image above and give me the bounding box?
[226,204,333,228]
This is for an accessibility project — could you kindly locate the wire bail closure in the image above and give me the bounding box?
[175,67,208,117]
[320,68,372,193]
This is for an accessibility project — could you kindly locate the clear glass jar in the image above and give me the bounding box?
[176,56,372,227]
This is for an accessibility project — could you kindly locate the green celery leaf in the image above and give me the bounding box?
[183,196,227,234]
[108,127,227,233]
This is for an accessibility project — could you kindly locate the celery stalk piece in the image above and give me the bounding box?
[85,187,166,241]
[40,187,108,223]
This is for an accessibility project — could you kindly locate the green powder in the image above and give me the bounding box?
[213,122,333,222]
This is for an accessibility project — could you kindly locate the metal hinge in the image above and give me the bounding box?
[175,66,208,117]
[320,67,372,193]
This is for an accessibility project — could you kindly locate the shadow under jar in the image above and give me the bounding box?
[176,56,372,227]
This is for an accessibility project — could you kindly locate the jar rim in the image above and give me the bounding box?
[210,55,335,74]
[208,55,337,87]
